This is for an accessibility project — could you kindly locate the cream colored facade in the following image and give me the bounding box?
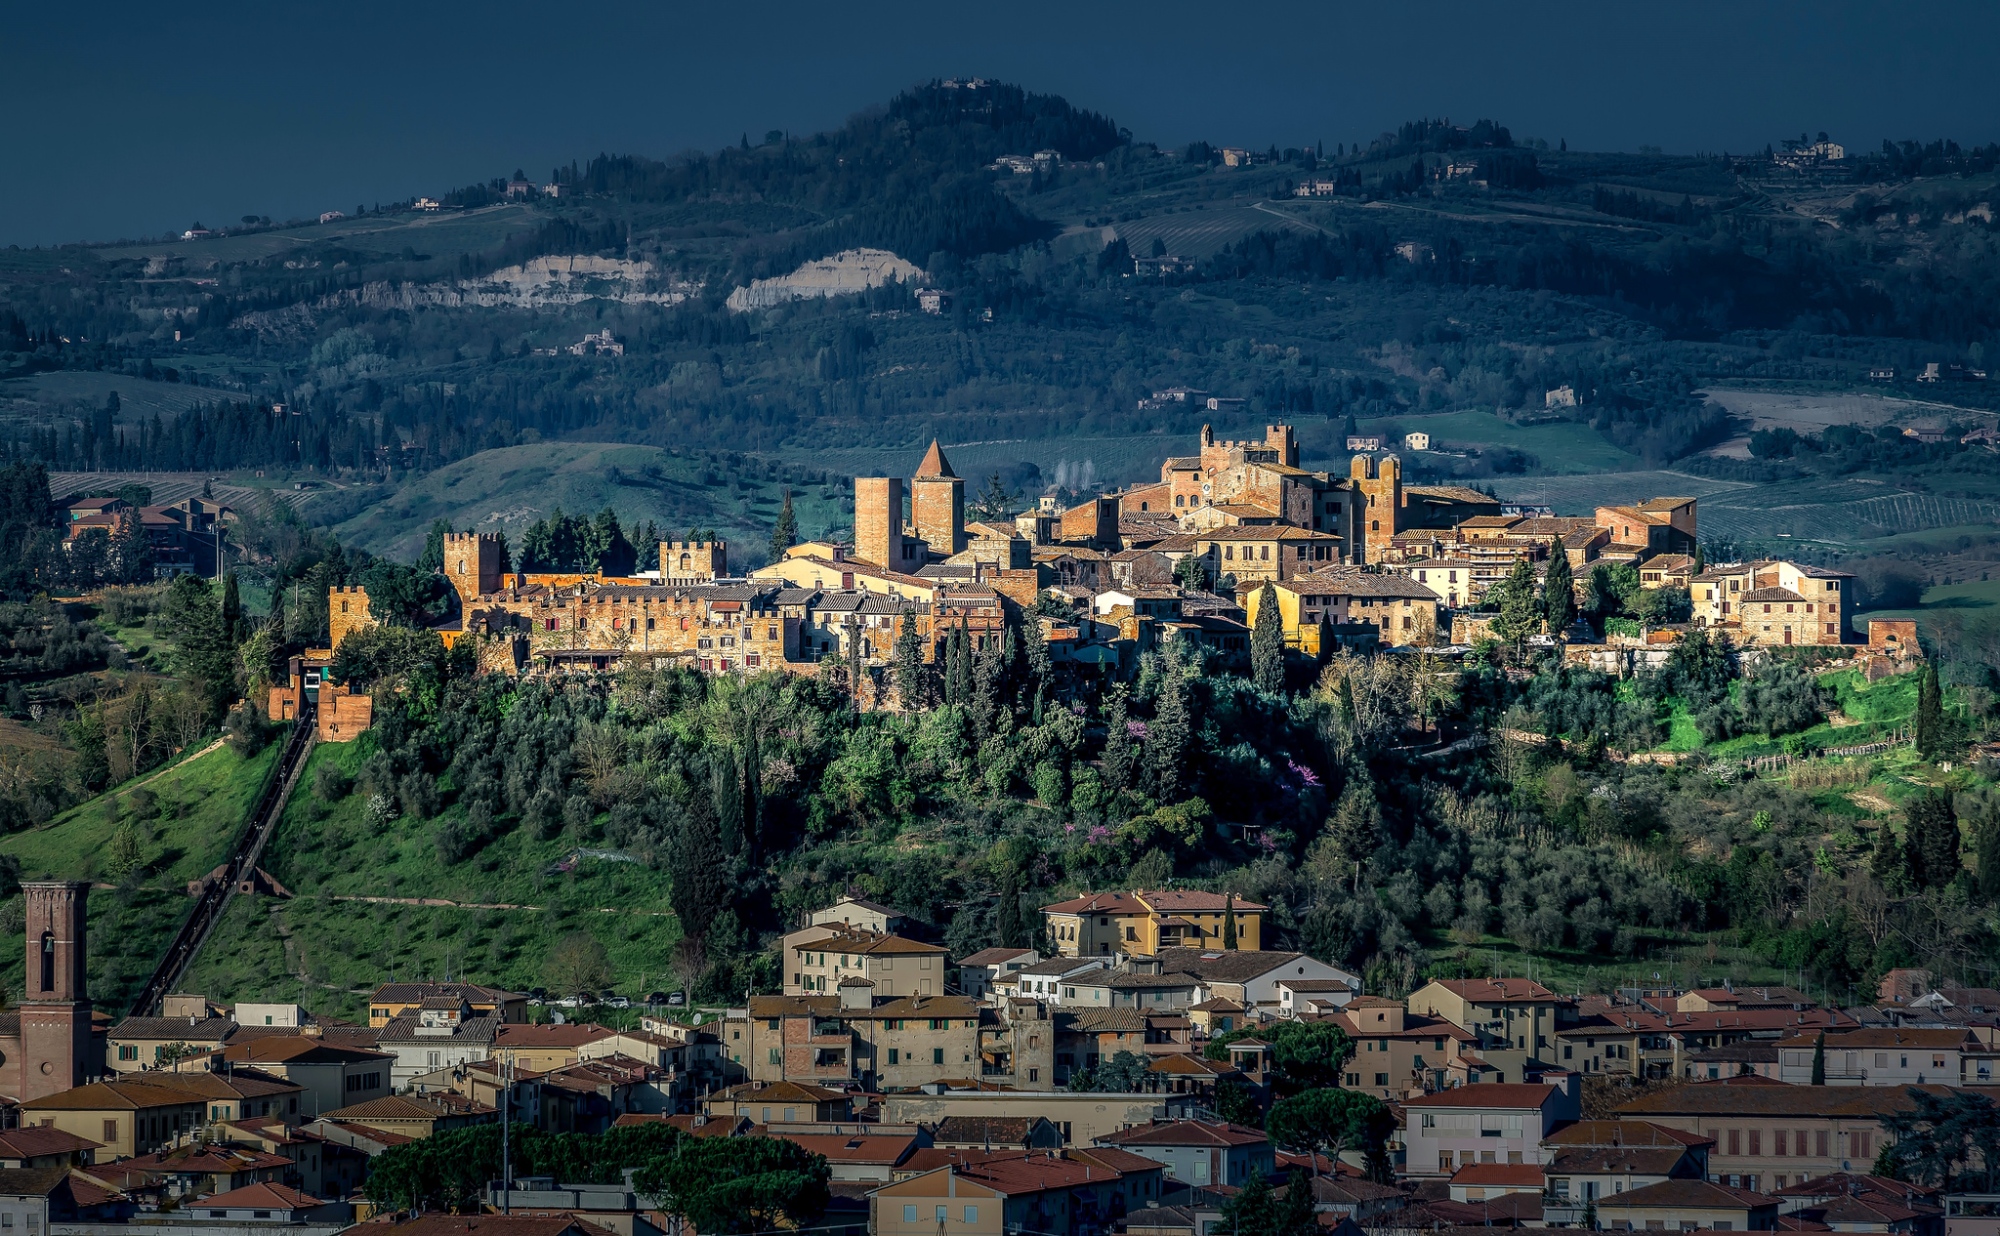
[1691,560,1853,646]
[1041,891,1266,959]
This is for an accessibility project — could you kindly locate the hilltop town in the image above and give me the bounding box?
[283,426,1893,734]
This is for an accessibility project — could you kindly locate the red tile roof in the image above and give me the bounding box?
[195,1181,323,1210]
[1450,1163,1545,1186]
[1097,1120,1267,1148]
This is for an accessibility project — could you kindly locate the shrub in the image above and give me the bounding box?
[314,763,354,802]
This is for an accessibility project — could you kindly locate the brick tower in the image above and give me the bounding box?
[853,477,908,572]
[1349,454,1403,561]
[661,541,728,585]
[443,533,505,606]
[910,439,965,556]
[20,881,90,1101]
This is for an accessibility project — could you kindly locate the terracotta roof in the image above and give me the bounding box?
[957,947,1036,967]
[1069,1146,1162,1176]
[1450,1163,1545,1187]
[222,1038,392,1065]
[710,1080,848,1105]
[1617,1081,1950,1119]
[1096,1120,1267,1149]
[193,1181,322,1210]
[1422,978,1561,1003]
[1774,1027,1977,1049]
[1546,1146,1690,1176]
[1743,586,1808,603]
[1597,1178,1774,1211]
[770,1132,918,1165]
[1403,1084,1559,1109]
[1140,890,1269,913]
[324,1093,493,1122]
[1543,1120,1714,1149]
[914,441,956,480]
[110,1016,236,1040]
[954,1151,1132,1194]
[379,1217,619,1236]
[0,1127,102,1158]
[21,1079,210,1112]
[370,982,520,1004]
[492,1022,613,1048]
[1040,892,1148,915]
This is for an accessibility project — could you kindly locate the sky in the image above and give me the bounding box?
[5,0,1998,247]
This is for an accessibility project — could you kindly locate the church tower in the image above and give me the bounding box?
[20,881,90,1100]
[910,439,965,557]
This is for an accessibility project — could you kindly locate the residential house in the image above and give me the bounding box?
[1062,969,1201,1013]
[18,1079,209,1159]
[1539,1120,1712,1226]
[373,998,500,1086]
[318,1093,495,1141]
[219,1037,393,1118]
[767,1129,923,1183]
[1005,958,1114,1003]
[782,927,950,998]
[704,1080,853,1125]
[1615,1078,1951,1192]
[1775,1028,1980,1086]
[1094,1120,1272,1188]
[366,982,526,1028]
[1690,560,1854,646]
[1770,1172,1943,1234]
[1595,1178,1779,1231]
[956,948,1038,1001]
[870,1153,1139,1236]
[1400,1079,1582,1179]
[1407,978,1570,1080]
[0,1127,99,1170]
[0,1167,136,1229]
[810,895,915,936]
[107,1016,237,1073]
[882,1091,1201,1148]
[1448,1163,1545,1201]
[1155,949,1359,1014]
[492,1022,612,1073]
[1041,891,1267,959]
[1332,996,1477,1099]
[928,1117,1063,1153]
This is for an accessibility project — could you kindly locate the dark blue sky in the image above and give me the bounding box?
[6,0,1997,247]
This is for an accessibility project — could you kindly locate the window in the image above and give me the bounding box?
[1815,1131,1829,1156]
[904,1206,918,1223]
[103,1120,117,1142]
[1747,1130,1760,1155]
[933,1048,944,1065]
[964,1206,978,1224]
[935,1206,948,1223]
[888,1049,899,1065]
[768,1048,781,1065]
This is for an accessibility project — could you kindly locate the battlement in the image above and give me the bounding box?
[666,540,726,552]
[444,532,504,545]
[330,584,369,596]
[329,585,375,649]
[661,539,728,582]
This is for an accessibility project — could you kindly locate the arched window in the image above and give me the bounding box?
[680,554,691,570]
[40,931,54,995]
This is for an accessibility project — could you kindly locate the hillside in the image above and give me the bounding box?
[0,738,282,1011]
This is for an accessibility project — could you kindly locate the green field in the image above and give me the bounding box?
[92,204,548,266]
[183,739,684,1021]
[0,738,282,1011]
[1366,410,1644,474]
[1857,577,2000,642]
[330,441,850,561]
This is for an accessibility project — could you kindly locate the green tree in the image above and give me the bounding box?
[1978,816,2000,902]
[106,821,145,879]
[219,570,242,645]
[632,1132,832,1233]
[1871,822,1908,892]
[769,487,798,563]
[1149,660,1192,802]
[1915,663,1946,761]
[1542,541,1574,636]
[1207,1020,1353,1093]
[1217,1170,1316,1236]
[1490,558,1542,642]
[1810,1031,1826,1085]
[1174,552,1210,592]
[418,518,452,574]
[1101,686,1136,795]
[542,931,612,1003]
[1222,892,1237,949]
[1904,788,1962,889]
[970,471,1022,522]
[668,790,729,943]
[1267,1087,1393,1179]
[891,610,932,710]
[1252,583,1286,692]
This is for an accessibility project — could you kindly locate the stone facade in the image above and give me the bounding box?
[442,533,505,607]
[328,586,375,650]
[318,685,374,742]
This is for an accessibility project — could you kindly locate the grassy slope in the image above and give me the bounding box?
[183,739,683,1023]
[1362,410,1643,474]
[0,739,281,1011]
[1856,578,2000,641]
[329,441,849,561]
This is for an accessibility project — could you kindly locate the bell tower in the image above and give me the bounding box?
[20,881,90,1100]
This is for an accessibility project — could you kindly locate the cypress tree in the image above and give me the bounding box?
[1251,583,1286,693]
[1542,540,1574,638]
[220,571,242,645]
[1870,821,1905,890]
[769,487,798,563]
[892,610,931,710]
[1905,788,1961,889]
[1979,816,2000,902]
[1102,686,1135,795]
[1810,1031,1826,1085]
[1914,663,1945,761]
[668,788,728,943]
[1493,558,1542,642]
[1222,893,1237,949]
[1150,663,1192,803]
[996,868,1025,949]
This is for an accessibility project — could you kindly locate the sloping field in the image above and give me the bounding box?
[1484,471,1755,512]
[0,372,214,426]
[1111,203,1318,259]
[93,203,545,265]
[48,471,335,517]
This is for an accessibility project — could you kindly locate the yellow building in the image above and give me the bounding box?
[366,982,526,1029]
[1690,560,1854,647]
[19,1078,209,1159]
[1242,569,1442,651]
[1040,890,1266,958]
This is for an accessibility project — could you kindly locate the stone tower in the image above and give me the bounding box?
[443,533,505,606]
[854,477,909,572]
[910,440,965,557]
[20,881,90,1101]
[1349,455,1403,561]
[328,585,374,650]
[661,540,728,585]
